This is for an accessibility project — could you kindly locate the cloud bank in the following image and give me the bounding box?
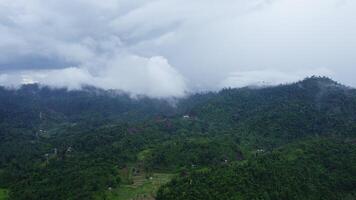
[0,0,355,97]
[0,56,186,98]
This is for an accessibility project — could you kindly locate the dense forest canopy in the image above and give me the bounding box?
[0,77,355,200]
[157,139,356,200]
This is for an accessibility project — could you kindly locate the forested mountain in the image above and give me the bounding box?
[0,77,355,200]
[0,84,178,127]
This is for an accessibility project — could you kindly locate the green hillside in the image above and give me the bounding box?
[0,77,355,199]
[157,139,356,200]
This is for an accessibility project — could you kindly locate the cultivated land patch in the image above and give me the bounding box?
[106,173,174,200]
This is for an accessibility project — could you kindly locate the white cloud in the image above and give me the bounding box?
[0,0,355,96]
[0,55,186,98]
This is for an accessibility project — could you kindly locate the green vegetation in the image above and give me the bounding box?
[145,137,242,170]
[0,189,9,200]
[0,77,356,199]
[157,139,356,200]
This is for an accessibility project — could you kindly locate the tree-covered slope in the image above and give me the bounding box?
[0,84,177,128]
[183,77,356,147]
[157,139,356,200]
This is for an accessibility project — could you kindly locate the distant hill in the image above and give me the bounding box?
[0,84,178,128]
[181,77,356,145]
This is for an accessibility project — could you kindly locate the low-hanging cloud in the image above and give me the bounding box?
[0,0,355,96]
[0,55,186,98]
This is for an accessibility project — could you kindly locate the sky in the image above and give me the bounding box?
[0,0,355,97]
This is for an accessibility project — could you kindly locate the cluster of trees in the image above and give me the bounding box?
[0,77,355,199]
[145,137,242,170]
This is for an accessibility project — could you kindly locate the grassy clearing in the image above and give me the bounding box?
[0,189,9,200]
[106,173,174,200]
